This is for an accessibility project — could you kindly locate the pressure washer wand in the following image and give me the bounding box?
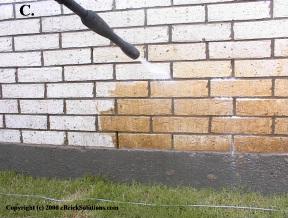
[54,0,140,60]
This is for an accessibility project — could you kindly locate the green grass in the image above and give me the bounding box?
[0,171,287,218]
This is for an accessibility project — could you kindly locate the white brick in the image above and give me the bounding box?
[149,43,206,61]
[16,1,61,18]
[0,4,14,20]
[93,46,145,63]
[147,6,205,25]
[64,65,113,81]
[0,69,16,83]
[0,100,18,113]
[0,19,40,36]
[274,0,288,18]
[20,100,64,114]
[2,84,44,98]
[209,41,271,59]
[174,0,233,4]
[66,100,115,115]
[15,34,59,51]
[6,115,47,129]
[275,39,288,57]
[116,0,170,9]
[0,115,3,128]
[116,63,171,80]
[44,49,91,66]
[115,26,169,44]
[0,37,12,52]
[47,83,94,98]
[208,2,270,21]
[22,131,65,145]
[50,116,96,131]
[0,52,41,67]
[62,31,110,48]
[0,130,21,143]
[234,20,288,39]
[18,67,62,83]
[63,0,113,13]
[68,132,116,147]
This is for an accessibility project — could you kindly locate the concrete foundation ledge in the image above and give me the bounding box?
[0,143,287,194]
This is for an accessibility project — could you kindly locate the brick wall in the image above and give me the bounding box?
[0,0,287,153]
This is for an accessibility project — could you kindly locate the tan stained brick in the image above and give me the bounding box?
[118,99,172,115]
[212,117,272,134]
[211,79,272,97]
[235,136,288,153]
[119,134,172,149]
[153,117,209,133]
[98,116,150,132]
[151,80,208,97]
[275,79,288,96]
[174,135,231,152]
[173,61,232,78]
[236,99,288,116]
[96,81,148,97]
[275,118,288,135]
[174,98,233,115]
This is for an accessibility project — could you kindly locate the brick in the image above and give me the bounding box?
[99,116,150,132]
[42,15,86,32]
[119,134,171,149]
[0,130,21,143]
[212,117,272,134]
[208,2,270,21]
[96,81,148,97]
[62,31,110,48]
[211,79,272,97]
[116,0,170,9]
[93,46,145,63]
[116,63,170,80]
[2,84,44,98]
[115,26,169,44]
[209,41,271,59]
[118,99,172,115]
[18,67,62,83]
[235,59,288,77]
[47,83,94,98]
[66,100,115,115]
[65,65,113,81]
[172,23,231,42]
[0,69,16,83]
[14,34,59,51]
[0,19,40,36]
[0,4,14,20]
[275,39,288,57]
[234,20,288,39]
[6,115,47,129]
[174,135,231,152]
[147,6,205,25]
[50,116,95,131]
[68,132,116,147]
[274,0,288,18]
[275,79,288,96]
[20,100,64,114]
[235,136,288,153]
[63,0,113,13]
[275,118,288,135]
[175,98,233,115]
[0,100,18,113]
[0,52,41,67]
[15,1,61,18]
[0,115,3,128]
[22,131,65,145]
[174,0,234,4]
[0,37,12,52]
[236,99,288,116]
[151,80,208,97]
[148,44,206,61]
[153,117,209,133]
[44,49,91,66]
[173,61,232,78]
